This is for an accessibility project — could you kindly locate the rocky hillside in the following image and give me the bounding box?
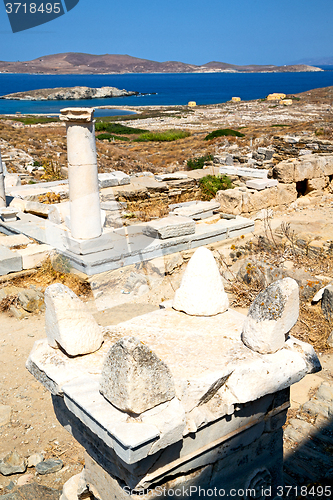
[0,52,324,74]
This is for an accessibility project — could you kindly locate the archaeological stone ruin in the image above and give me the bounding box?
[1,99,332,497]
[0,108,255,276]
[27,247,321,499]
[2,106,333,277]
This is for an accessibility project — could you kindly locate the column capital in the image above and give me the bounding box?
[60,107,95,123]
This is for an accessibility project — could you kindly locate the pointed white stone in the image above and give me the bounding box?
[241,277,299,354]
[45,283,103,356]
[172,247,229,316]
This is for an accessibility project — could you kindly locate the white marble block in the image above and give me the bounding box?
[100,336,175,414]
[98,172,130,188]
[245,179,278,190]
[242,277,299,354]
[45,283,103,356]
[219,166,269,179]
[143,216,195,239]
[173,247,229,316]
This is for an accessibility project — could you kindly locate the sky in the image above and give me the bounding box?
[0,0,333,66]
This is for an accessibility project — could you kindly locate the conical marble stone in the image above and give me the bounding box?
[172,247,229,316]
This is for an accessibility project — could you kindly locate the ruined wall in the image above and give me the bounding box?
[217,153,333,215]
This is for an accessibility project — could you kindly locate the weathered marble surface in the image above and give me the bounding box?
[143,216,195,239]
[45,283,103,356]
[27,306,320,438]
[100,336,176,414]
[171,200,220,219]
[27,250,320,484]
[172,246,229,316]
[61,107,102,240]
[242,277,299,354]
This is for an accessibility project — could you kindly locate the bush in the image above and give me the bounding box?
[10,115,59,125]
[96,133,130,142]
[199,174,233,200]
[187,154,214,170]
[135,130,190,142]
[204,129,245,140]
[286,95,300,101]
[95,122,148,134]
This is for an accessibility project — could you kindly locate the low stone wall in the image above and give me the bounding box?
[272,153,333,184]
[216,184,297,215]
[217,154,333,215]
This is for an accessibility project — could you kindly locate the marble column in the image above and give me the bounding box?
[0,149,6,208]
[60,108,102,240]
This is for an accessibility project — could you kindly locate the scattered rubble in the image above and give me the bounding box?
[35,460,63,476]
[0,453,26,476]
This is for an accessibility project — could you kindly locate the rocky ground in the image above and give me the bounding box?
[1,87,333,498]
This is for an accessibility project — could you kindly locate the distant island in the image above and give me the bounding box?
[0,52,324,74]
[0,86,139,101]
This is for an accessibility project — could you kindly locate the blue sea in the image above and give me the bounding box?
[0,68,333,116]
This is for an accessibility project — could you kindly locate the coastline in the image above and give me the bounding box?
[0,70,326,76]
[1,72,333,114]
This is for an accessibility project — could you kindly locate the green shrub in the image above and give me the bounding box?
[271,124,290,128]
[95,122,148,134]
[10,115,59,125]
[199,174,233,200]
[135,130,190,142]
[96,133,130,142]
[187,154,214,170]
[204,129,245,140]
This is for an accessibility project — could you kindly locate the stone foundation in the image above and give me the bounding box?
[27,249,321,500]
[55,389,288,500]
[216,183,297,215]
[216,154,333,216]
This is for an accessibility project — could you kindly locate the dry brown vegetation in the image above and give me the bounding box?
[215,224,333,353]
[126,190,203,221]
[3,256,91,298]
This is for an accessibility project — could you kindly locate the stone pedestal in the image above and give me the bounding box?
[0,150,6,207]
[26,249,321,500]
[54,390,288,500]
[60,108,102,240]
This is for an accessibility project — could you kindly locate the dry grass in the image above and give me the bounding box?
[126,190,202,221]
[7,256,91,298]
[38,192,61,204]
[221,258,332,352]
[216,222,333,353]
[0,295,19,312]
[291,303,332,352]
[126,199,169,222]
[40,159,65,182]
